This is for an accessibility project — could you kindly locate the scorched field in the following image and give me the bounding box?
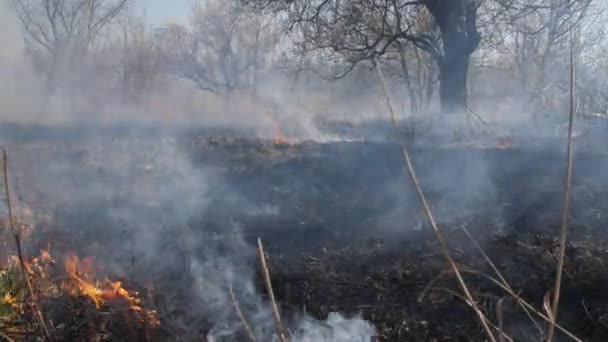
[2,123,608,342]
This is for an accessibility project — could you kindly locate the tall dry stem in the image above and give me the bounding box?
[374,67,497,342]
[229,286,257,342]
[546,21,576,342]
[257,238,288,342]
[2,148,53,341]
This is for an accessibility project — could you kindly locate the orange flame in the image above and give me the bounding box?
[266,111,292,145]
[21,247,54,277]
[272,134,291,145]
[63,253,159,326]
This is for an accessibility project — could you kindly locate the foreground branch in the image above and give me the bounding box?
[375,68,498,342]
[2,148,53,341]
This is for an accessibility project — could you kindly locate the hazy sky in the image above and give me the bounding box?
[140,0,190,24]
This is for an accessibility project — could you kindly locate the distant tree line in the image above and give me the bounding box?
[9,0,608,120]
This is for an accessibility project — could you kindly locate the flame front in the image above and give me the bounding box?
[265,110,292,145]
[272,134,291,145]
[271,120,290,145]
[63,253,159,326]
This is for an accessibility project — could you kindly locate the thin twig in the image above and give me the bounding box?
[418,269,451,303]
[435,287,514,342]
[375,66,497,342]
[429,260,581,341]
[2,148,52,341]
[229,286,257,342]
[546,22,576,342]
[497,297,506,342]
[460,227,544,337]
[544,290,555,323]
[463,270,582,342]
[257,238,287,342]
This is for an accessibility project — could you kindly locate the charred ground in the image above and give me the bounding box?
[3,123,608,341]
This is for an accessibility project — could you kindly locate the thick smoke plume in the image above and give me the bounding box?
[0,3,378,340]
[3,133,377,340]
[3,0,608,341]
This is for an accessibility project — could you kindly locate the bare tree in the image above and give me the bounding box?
[253,0,483,115]
[488,0,593,124]
[380,10,438,115]
[159,0,279,94]
[575,12,608,116]
[245,3,281,101]
[511,1,589,92]
[11,0,130,87]
[113,10,162,101]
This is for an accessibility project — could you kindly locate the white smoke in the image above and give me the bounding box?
[291,313,377,342]
[0,1,379,339]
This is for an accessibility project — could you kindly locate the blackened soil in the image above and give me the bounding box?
[4,124,608,341]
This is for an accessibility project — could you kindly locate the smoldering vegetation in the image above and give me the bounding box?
[2,0,608,342]
[6,126,608,341]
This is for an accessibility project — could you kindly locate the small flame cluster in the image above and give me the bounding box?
[2,248,159,329]
[266,111,293,145]
[272,134,292,145]
[62,252,160,327]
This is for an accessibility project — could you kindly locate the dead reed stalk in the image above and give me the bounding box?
[460,227,544,337]
[461,227,582,341]
[229,286,257,342]
[546,22,576,342]
[374,67,498,342]
[468,270,582,342]
[2,148,53,341]
[257,238,288,342]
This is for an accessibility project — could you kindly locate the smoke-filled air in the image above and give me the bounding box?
[2,0,608,341]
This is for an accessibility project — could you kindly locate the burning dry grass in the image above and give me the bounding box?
[0,247,159,341]
[0,59,600,340]
[1,148,158,341]
[62,252,159,326]
[1,132,607,341]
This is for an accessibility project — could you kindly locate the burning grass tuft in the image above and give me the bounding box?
[0,248,159,341]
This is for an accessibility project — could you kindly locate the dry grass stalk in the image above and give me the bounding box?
[421,260,581,341]
[257,238,288,342]
[461,220,582,340]
[546,24,576,342]
[460,227,544,338]
[2,148,53,341]
[497,297,506,342]
[375,66,498,342]
[229,286,257,342]
[465,271,582,342]
[544,290,555,323]
[435,287,513,342]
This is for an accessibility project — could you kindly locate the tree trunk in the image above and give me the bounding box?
[425,0,480,115]
[438,51,469,114]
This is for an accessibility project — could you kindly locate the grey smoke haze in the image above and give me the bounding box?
[0,3,378,339]
[3,0,608,340]
[0,2,21,59]
[0,0,381,138]
[5,135,377,341]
